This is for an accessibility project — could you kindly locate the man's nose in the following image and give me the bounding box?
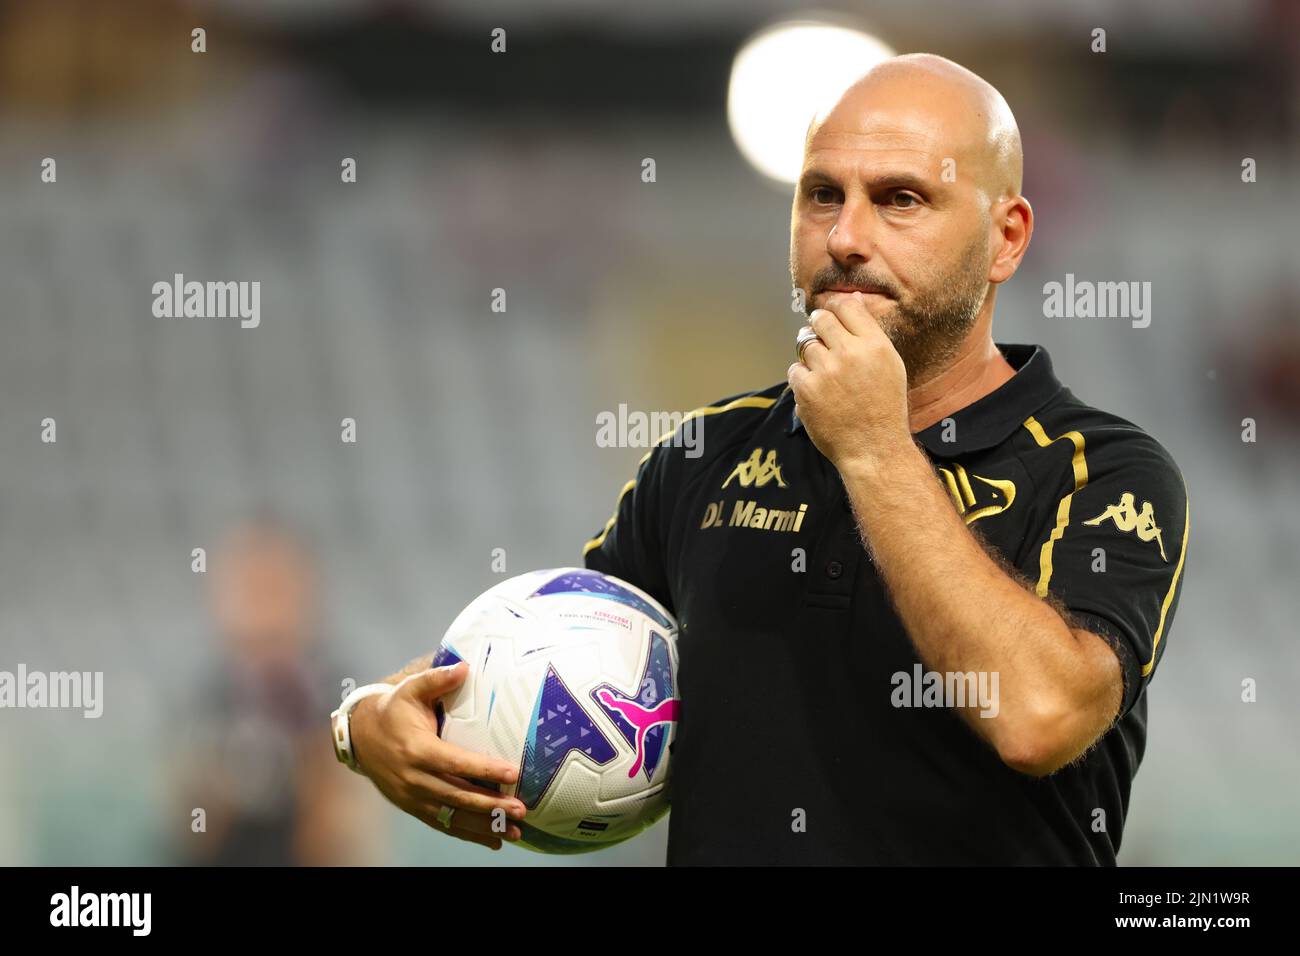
[826,198,877,265]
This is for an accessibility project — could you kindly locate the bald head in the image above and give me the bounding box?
[807,53,1022,199]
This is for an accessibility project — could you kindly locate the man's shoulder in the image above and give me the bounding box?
[698,380,791,414]
[1021,387,1185,496]
[666,380,791,442]
[639,380,792,475]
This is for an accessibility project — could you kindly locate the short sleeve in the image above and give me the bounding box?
[581,444,675,615]
[1024,429,1189,719]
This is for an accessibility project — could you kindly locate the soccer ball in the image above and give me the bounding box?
[432,567,680,853]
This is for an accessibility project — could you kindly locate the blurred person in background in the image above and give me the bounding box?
[171,519,376,866]
[1221,276,1300,438]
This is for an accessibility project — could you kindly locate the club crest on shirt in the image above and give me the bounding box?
[937,463,1017,526]
[1083,492,1168,561]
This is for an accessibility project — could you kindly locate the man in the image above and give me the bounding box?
[338,54,1188,864]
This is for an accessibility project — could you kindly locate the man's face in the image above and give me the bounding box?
[789,105,994,379]
[213,530,318,667]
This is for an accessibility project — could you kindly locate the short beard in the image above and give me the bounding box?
[796,233,990,386]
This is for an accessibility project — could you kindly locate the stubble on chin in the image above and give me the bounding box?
[791,246,988,386]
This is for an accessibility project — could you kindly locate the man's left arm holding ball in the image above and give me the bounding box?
[787,292,1123,777]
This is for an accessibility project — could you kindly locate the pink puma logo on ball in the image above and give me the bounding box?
[596,690,679,778]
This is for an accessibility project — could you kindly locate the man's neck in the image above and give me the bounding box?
[907,331,1016,434]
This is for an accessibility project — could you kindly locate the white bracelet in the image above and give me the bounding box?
[330,682,394,773]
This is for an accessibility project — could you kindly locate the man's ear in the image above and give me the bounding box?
[989,195,1033,285]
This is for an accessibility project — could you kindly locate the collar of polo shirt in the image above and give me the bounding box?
[788,343,1062,458]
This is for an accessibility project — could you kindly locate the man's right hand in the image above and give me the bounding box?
[350,661,527,851]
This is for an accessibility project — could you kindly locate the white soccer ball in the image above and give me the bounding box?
[432,567,680,853]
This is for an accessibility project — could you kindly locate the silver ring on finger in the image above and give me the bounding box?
[435,804,456,829]
[796,326,823,364]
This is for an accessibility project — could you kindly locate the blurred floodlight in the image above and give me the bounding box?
[728,20,895,185]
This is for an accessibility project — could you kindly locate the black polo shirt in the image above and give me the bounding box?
[582,343,1189,865]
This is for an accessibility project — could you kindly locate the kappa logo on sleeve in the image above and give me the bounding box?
[1083,492,1168,561]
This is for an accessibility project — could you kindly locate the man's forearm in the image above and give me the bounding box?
[839,439,1100,768]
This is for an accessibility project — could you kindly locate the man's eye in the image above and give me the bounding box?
[890,192,920,208]
[810,187,839,204]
